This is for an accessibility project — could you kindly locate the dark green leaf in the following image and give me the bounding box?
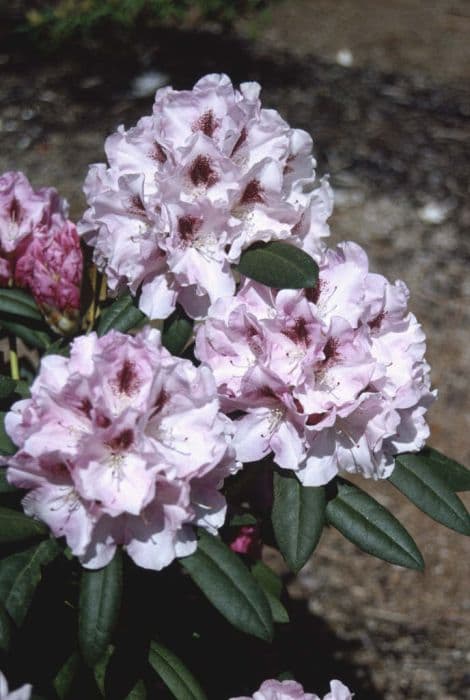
[0,604,11,652]
[14,380,31,398]
[0,413,16,457]
[79,550,123,666]
[272,470,325,573]
[391,453,470,535]
[0,507,48,544]
[1,320,51,351]
[148,641,207,700]
[181,530,273,642]
[326,479,424,570]
[237,241,319,289]
[0,288,42,320]
[229,513,258,527]
[251,561,289,624]
[54,652,80,699]
[125,680,147,699]
[415,447,470,492]
[0,539,61,624]
[0,376,16,400]
[161,307,193,356]
[94,645,114,696]
[97,294,145,336]
[0,469,18,494]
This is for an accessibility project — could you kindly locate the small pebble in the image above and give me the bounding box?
[130,70,169,98]
[336,49,354,67]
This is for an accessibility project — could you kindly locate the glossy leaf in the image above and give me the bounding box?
[1,320,51,351]
[0,604,11,652]
[391,453,470,535]
[326,479,424,570]
[237,241,319,289]
[0,539,61,624]
[0,506,48,544]
[97,293,145,336]
[161,306,193,356]
[251,561,289,624]
[0,288,42,320]
[229,513,258,527]
[181,530,273,641]
[272,470,325,573]
[413,447,470,492]
[79,550,123,666]
[53,652,80,699]
[149,641,207,700]
[125,680,147,699]
[0,413,15,457]
[0,469,17,494]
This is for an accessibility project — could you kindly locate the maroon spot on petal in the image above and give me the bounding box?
[128,194,147,217]
[369,312,385,331]
[231,127,247,156]
[305,279,323,305]
[259,386,279,401]
[178,215,202,244]
[283,156,294,175]
[306,412,325,426]
[113,359,141,396]
[192,110,218,138]
[150,142,167,164]
[108,429,134,451]
[189,155,218,188]
[79,398,92,417]
[9,197,22,223]
[323,337,340,363]
[293,397,304,413]
[153,389,168,415]
[240,179,264,205]
[283,317,310,345]
[247,325,263,355]
[96,414,111,428]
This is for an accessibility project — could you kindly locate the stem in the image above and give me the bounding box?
[8,335,19,381]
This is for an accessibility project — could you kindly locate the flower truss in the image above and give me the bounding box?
[5,328,237,570]
[196,241,435,485]
[0,171,82,331]
[79,73,332,319]
[231,678,352,700]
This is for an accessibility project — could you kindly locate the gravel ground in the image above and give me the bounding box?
[1,2,469,697]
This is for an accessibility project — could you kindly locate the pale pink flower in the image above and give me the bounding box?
[0,171,83,322]
[79,74,332,319]
[4,328,237,570]
[196,242,435,485]
[0,671,32,700]
[230,678,352,700]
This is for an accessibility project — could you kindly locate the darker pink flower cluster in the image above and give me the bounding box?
[0,171,82,320]
[79,74,332,319]
[230,678,352,700]
[196,242,435,485]
[4,329,237,570]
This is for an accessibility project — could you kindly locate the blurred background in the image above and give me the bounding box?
[1,2,469,697]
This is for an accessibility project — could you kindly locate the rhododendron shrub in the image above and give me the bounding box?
[0,75,469,699]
